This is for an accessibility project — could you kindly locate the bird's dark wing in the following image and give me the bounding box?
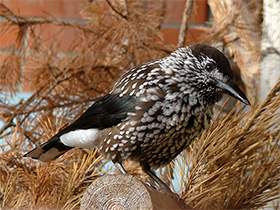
[56,94,135,136]
[24,94,135,162]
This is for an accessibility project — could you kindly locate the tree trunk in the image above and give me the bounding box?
[206,0,262,105]
[260,0,280,102]
[80,174,193,210]
[260,0,280,208]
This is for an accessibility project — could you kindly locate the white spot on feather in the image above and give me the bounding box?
[121,140,128,144]
[130,145,137,151]
[131,83,137,89]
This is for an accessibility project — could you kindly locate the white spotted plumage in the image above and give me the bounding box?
[25,44,249,186]
[96,44,238,168]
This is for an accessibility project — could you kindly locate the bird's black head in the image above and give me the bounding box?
[182,43,250,105]
[189,43,233,78]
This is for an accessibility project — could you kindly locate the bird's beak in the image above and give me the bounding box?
[216,80,251,105]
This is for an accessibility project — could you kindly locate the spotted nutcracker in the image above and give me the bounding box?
[24,44,250,193]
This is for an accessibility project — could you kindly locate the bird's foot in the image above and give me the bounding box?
[144,181,159,191]
[144,181,186,208]
[145,181,180,201]
[160,187,186,208]
[158,185,183,203]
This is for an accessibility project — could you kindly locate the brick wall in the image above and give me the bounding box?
[0,0,208,92]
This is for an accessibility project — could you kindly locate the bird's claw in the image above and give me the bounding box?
[144,181,159,190]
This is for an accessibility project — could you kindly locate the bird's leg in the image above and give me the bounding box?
[114,161,159,190]
[142,164,182,202]
[114,162,127,174]
[141,164,173,195]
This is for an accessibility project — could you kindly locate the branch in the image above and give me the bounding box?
[0,5,96,34]
[178,0,194,48]
[0,121,15,136]
[242,79,280,132]
[105,0,127,19]
[0,68,85,136]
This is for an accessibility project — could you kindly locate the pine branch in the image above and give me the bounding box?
[0,4,96,34]
[105,0,127,19]
[177,0,194,48]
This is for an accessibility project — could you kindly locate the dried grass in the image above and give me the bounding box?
[1,0,279,209]
[173,80,280,209]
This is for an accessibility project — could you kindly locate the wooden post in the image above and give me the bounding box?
[80,174,193,210]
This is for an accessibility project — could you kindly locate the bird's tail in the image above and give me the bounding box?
[24,136,73,162]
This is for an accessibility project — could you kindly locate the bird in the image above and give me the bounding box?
[24,43,250,194]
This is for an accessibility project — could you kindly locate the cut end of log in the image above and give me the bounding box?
[80,174,193,210]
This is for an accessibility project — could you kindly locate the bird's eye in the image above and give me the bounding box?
[205,63,216,71]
